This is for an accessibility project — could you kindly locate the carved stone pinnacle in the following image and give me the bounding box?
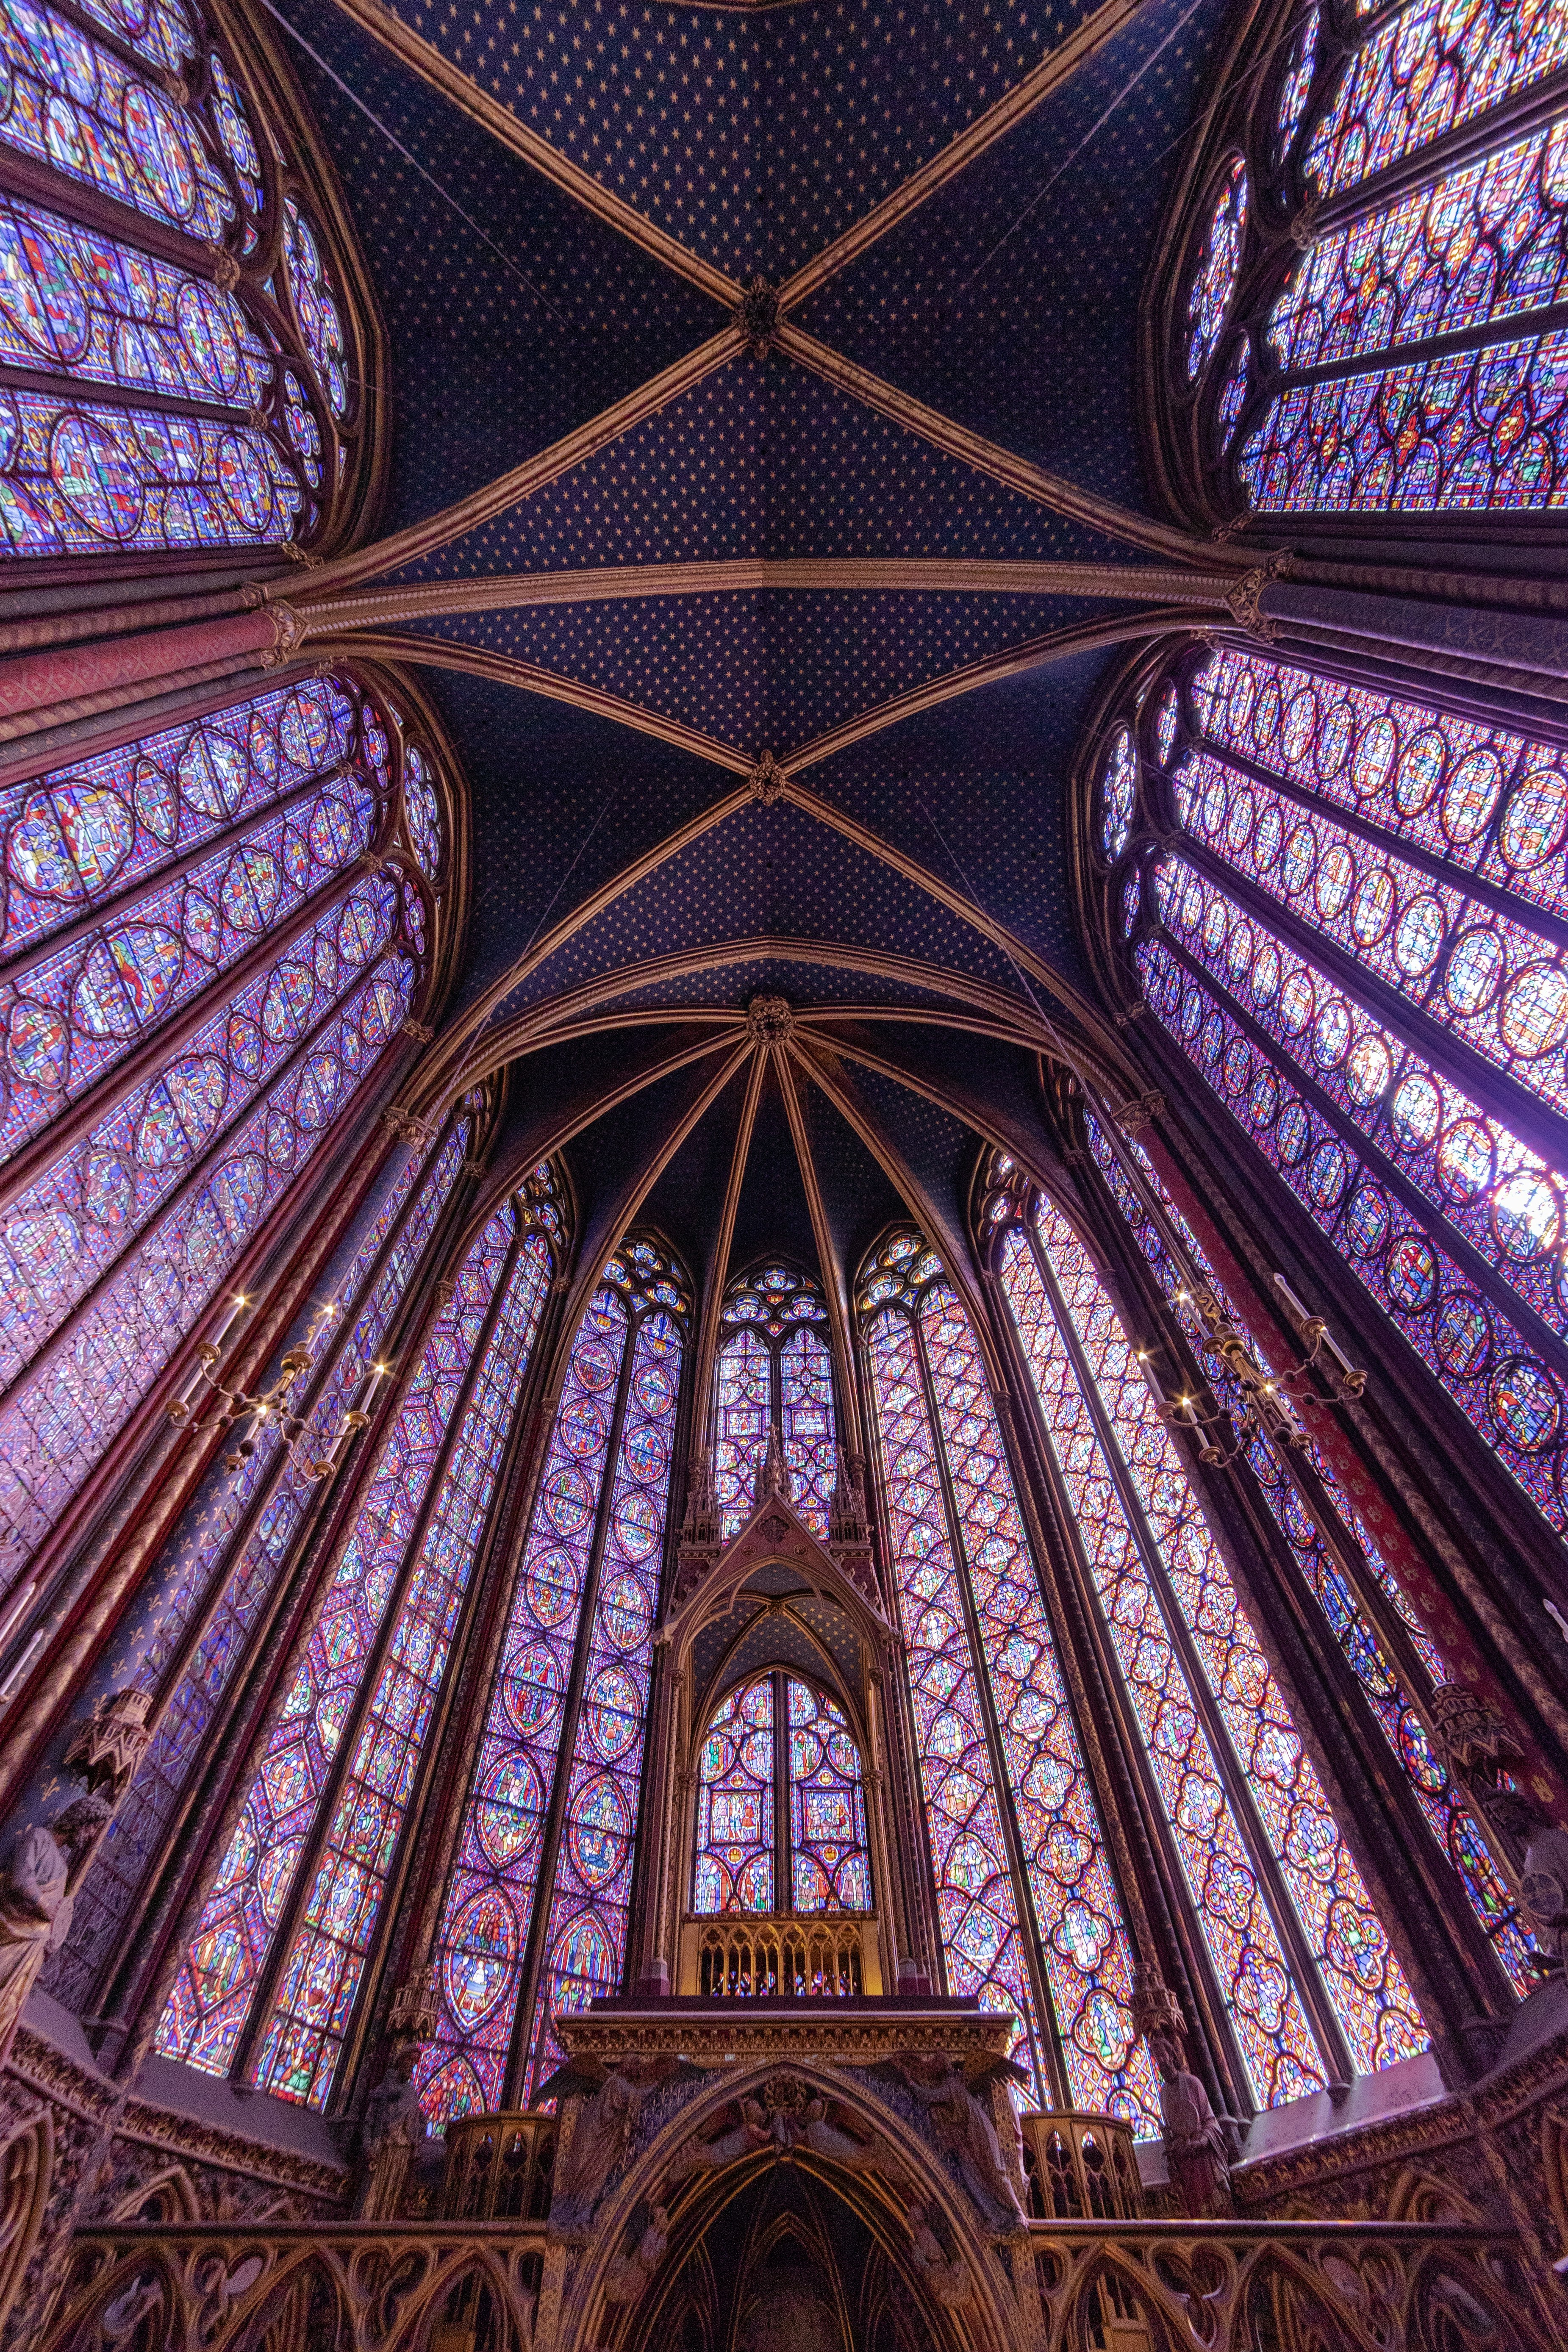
[1429,1682,1524,1773]
[1130,1964,1186,2047]
[736,274,780,357]
[62,1687,152,1803]
[747,994,794,1045]
[747,751,787,805]
[388,1962,438,2050]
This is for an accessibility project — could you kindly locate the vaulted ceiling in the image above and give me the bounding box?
[278,0,1250,1306]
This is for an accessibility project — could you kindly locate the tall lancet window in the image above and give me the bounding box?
[692,1673,871,1918]
[986,1170,1429,2102]
[1073,1123,1540,1996]
[1102,646,1568,1542]
[48,1093,478,2010]
[713,1264,836,1537]
[1168,0,1568,517]
[155,1165,561,2103]
[0,677,436,1606]
[418,1238,688,2128]
[0,0,373,555]
[858,1233,1160,2132]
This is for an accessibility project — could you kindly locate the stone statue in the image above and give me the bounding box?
[1520,1818,1568,1974]
[668,2095,771,2179]
[906,2203,971,2308]
[0,1800,105,2070]
[548,2068,647,2239]
[1149,2032,1233,2216]
[355,2042,425,2220]
[893,2054,1027,2233]
[602,2204,669,2305]
[799,2096,877,2173]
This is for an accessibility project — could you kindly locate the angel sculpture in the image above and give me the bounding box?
[603,2205,670,2305]
[906,2204,972,2308]
[799,2098,878,2174]
[536,2054,707,2239]
[886,2052,1030,2234]
[667,2096,772,2180]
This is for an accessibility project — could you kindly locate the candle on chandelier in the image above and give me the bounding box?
[1272,1271,1312,1329]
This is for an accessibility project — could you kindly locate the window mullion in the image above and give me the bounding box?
[501,1316,637,2108]
[1027,1226,1358,2089]
[227,1218,526,2087]
[0,763,359,994]
[1185,732,1568,954]
[910,1310,1062,2111]
[75,1114,475,2033]
[1173,835,1568,1175]
[0,849,379,1222]
[773,1669,790,1920]
[1079,1104,1451,1716]
[1154,923,1568,1389]
[1313,57,1568,236]
[0,933,402,1426]
[1257,295,1568,404]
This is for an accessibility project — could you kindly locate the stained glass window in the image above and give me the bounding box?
[0,0,362,554]
[1114,644,1568,1539]
[155,1186,557,2094]
[991,1192,1429,2096]
[788,1678,871,1914]
[693,1679,776,1914]
[712,1264,836,1539]
[1073,1122,1540,1996]
[1099,727,1138,860]
[419,1239,688,2128]
[714,1327,770,1539]
[1186,156,1247,383]
[403,747,443,882]
[1189,0,1568,513]
[859,1234,1160,2132]
[690,1672,871,1920]
[50,1110,474,2009]
[0,677,440,1597]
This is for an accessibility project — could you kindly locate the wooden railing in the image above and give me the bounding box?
[676,1911,883,1996]
[42,2216,1550,2351]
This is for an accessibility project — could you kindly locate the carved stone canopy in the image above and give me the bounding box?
[1429,1683,1525,1774]
[62,1687,152,1803]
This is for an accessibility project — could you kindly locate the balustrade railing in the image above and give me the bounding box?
[676,1911,881,1997]
[1021,2111,1143,2221]
[43,2214,1549,2351]
[438,2112,555,2224]
[47,2223,548,2352]
[1028,2219,1546,2352]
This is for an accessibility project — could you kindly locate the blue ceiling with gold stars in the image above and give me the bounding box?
[280,0,1233,1295]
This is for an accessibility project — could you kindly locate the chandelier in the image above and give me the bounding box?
[167,1292,391,1482]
